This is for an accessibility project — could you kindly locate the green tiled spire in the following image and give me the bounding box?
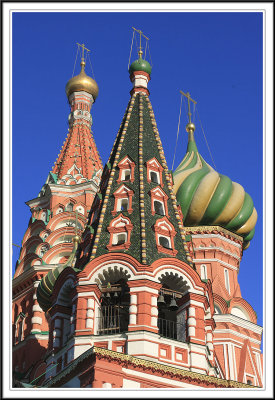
[83,91,192,266]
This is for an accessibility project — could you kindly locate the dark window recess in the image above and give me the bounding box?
[120,199,128,211]
[124,170,131,181]
[150,171,159,183]
[154,200,165,215]
[159,236,171,249]
[66,203,73,212]
[116,234,126,245]
[247,380,252,385]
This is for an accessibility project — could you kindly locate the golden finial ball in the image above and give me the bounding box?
[186,122,196,133]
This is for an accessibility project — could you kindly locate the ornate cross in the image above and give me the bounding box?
[76,42,90,61]
[180,90,197,124]
[132,27,149,54]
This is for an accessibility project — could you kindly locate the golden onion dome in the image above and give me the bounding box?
[173,124,257,250]
[65,60,99,100]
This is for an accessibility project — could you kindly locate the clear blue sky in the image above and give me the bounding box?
[12,12,263,327]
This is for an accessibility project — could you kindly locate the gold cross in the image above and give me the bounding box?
[76,42,90,61]
[180,91,197,124]
[132,27,149,53]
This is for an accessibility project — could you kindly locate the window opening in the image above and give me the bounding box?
[150,171,159,183]
[123,169,131,181]
[66,203,74,212]
[159,236,171,249]
[201,264,207,280]
[224,269,230,293]
[98,280,130,335]
[114,233,127,246]
[154,200,165,215]
[120,198,129,212]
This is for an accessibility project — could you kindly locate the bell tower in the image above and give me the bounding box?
[12,44,103,383]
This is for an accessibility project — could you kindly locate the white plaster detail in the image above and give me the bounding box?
[32,304,42,312]
[213,314,262,334]
[193,258,238,271]
[87,298,95,308]
[188,307,196,317]
[85,319,93,329]
[151,306,158,316]
[31,316,42,325]
[129,305,137,314]
[129,314,137,325]
[102,382,112,388]
[123,378,140,388]
[188,326,195,337]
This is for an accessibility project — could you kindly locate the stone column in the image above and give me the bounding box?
[31,282,43,333]
[128,280,161,333]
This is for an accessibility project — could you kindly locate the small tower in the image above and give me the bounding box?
[12,44,103,383]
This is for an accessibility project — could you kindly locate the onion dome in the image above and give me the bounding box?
[65,59,99,100]
[173,123,257,249]
[129,50,152,75]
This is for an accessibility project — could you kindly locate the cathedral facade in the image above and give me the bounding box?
[12,43,262,389]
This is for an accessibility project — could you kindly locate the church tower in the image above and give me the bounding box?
[35,35,238,389]
[173,94,262,386]
[12,44,102,383]
[13,33,262,389]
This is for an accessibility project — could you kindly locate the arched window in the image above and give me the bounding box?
[153,217,177,256]
[118,198,129,212]
[99,279,130,335]
[214,304,222,314]
[150,170,159,184]
[107,215,133,251]
[76,205,85,215]
[117,156,135,184]
[201,264,207,280]
[146,158,163,186]
[66,203,74,212]
[112,184,133,215]
[159,236,171,249]
[224,269,230,293]
[154,200,165,216]
[122,169,131,181]
[113,233,127,246]
[15,312,26,343]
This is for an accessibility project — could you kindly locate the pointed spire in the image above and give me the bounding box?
[80,91,192,266]
[52,44,102,184]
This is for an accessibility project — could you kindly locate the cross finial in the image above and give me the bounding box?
[76,42,90,63]
[180,90,197,124]
[132,27,149,58]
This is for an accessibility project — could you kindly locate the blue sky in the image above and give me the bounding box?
[12,11,263,326]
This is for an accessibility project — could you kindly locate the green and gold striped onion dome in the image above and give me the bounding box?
[173,133,257,249]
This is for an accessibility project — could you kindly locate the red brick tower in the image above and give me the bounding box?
[12,44,102,384]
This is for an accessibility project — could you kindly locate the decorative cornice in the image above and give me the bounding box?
[46,346,255,388]
[186,226,243,243]
[214,314,262,334]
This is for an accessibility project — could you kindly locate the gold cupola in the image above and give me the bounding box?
[65,57,99,100]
